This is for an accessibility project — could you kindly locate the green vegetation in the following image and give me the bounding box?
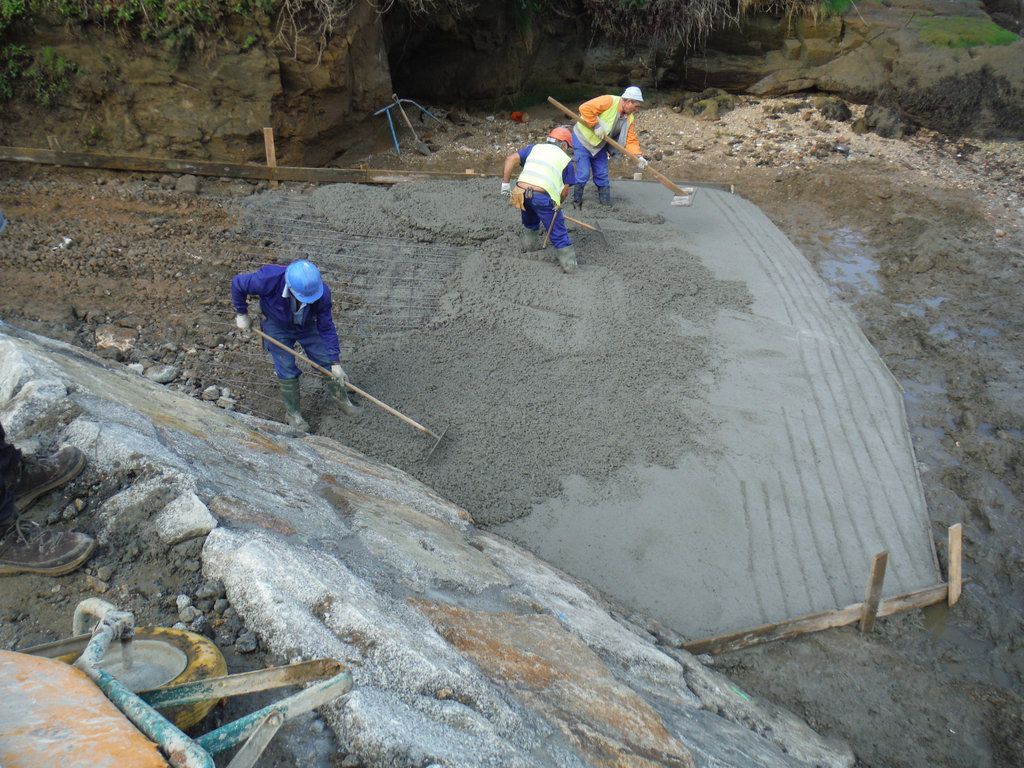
[820,0,852,15]
[918,15,1019,48]
[1,0,26,36]
[46,0,275,54]
[1,42,74,104]
[24,45,74,106]
[0,41,26,98]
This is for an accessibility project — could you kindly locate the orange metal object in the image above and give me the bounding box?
[0,650,169,768]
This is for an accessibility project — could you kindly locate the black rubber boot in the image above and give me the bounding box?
[279,377,309,431]
[572,184,585,210]
[598,186,612,206]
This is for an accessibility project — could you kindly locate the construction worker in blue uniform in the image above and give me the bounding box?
[500,126,579,274]
[231,259,358,431]
[572,86,648,208]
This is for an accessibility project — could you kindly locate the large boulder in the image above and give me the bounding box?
[0,322,856,767]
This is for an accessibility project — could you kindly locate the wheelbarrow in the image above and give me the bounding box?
[1,598,353,768]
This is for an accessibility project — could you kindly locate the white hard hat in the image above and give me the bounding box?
[621,86,644,102]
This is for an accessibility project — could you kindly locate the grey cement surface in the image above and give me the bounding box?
[496,182,940,637]
[244,180,748,527]
[241,178,938,640]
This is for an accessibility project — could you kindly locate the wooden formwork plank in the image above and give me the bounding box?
[0,146,487,185]
[684,583,949,655]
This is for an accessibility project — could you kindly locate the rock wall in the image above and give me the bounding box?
[0,322,855,767]
[692,1,1024,138]
[0,2,393,165]
[385,1,1023,138]
[0,0,1019,159]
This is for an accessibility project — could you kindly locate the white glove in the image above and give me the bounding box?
[636,155,649,170]
[500,182,512,198]
[331,364,348,384]
[235,314,251,331]
[592,123,607,140]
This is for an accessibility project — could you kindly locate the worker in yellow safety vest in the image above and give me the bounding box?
[501,126,579,274]
[572,85,648,208]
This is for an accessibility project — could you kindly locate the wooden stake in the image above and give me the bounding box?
[46,135,61,151]
[948,523,963,606]
[859,551,889,633]
[262,127,278,189]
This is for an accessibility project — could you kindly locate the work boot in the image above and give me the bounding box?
[12,446,86,514]
[598,186,612,206]
[326,377,361,417]
[0,519,95,576]
[279,377,309,432]
[520,227,540,253]
[556,245,578,274]
[572,184,585,211]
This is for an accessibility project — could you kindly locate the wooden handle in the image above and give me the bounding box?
[252,327,438,440]
[393,95,418,135]
[546,96,687,197]
[562,213,599,232]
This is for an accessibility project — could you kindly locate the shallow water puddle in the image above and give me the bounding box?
[818,227,879,295]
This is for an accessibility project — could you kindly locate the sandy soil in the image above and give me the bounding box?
[1,94,1022,766]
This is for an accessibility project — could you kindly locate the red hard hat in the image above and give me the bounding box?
[548,126,573,145]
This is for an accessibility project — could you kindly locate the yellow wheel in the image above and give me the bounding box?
[57,626,227,730]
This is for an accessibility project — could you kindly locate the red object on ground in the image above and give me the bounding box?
[510,111,530,123]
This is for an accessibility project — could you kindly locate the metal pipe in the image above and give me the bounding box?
[197,671,352,755]
[93,670,215,768]
[72,597,119,636]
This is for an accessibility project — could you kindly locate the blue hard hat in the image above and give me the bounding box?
[284,259,324,304]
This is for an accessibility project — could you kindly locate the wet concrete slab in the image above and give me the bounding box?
[496,182,940,638]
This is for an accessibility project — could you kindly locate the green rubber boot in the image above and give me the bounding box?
[520,227,540,252]
[556,245,578,274]
[279,377,309,431]
[326,376,361,416]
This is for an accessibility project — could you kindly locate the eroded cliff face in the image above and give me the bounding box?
[0,0,1020,161]
[0,1,393,165]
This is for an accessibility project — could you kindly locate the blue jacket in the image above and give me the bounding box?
[231,265,341,361]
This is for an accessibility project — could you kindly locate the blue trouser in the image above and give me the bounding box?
[521,190,571,249]
[261,317,334,380]
[0,421,22,529]
[573,145,610,189]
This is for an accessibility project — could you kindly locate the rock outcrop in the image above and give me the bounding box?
[0,3,393,165]
[0,322,856,766]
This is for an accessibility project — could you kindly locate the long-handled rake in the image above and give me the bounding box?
[562,212,608,246]
[252,327,448,458]
[547,96,697,206]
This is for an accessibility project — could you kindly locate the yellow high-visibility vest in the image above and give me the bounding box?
[575,95,634,148]
[517,143,571,202]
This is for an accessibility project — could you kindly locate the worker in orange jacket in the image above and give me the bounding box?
[571,86,648,208]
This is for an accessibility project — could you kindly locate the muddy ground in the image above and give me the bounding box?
[1,95,1022,767]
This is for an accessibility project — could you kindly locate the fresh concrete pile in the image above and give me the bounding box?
[242,180,750,526]
[0,324,853,767]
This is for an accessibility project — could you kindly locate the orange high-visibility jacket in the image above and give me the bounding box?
[578,95,642,156]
